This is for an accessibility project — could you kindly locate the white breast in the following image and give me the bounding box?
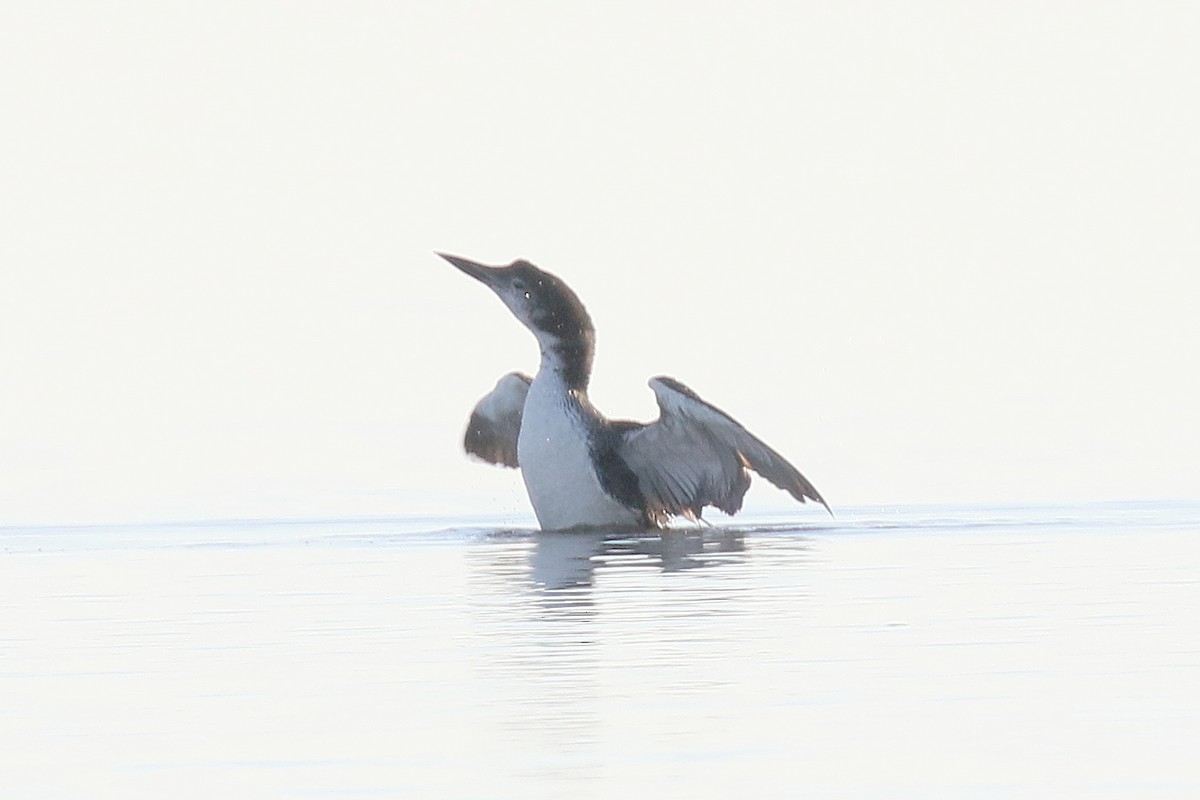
[517,376,641,530]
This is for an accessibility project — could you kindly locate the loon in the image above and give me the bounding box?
[440,253,831,530]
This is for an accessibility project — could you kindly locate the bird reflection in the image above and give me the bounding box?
[464,526,755,779]
[530,530,607,591]
[528,527,747,590]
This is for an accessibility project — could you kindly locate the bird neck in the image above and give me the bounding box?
[536,330,594,393]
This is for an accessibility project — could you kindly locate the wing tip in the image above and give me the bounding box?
[793,482,834,518]
[811,493,835,519]
[648,375,697,398]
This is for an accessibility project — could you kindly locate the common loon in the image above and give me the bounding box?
[440,253,831,530]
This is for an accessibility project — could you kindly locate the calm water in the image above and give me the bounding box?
[3,503,1199,798]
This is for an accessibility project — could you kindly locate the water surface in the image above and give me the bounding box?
[3,503,1198,797]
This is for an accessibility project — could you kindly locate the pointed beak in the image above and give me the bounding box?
[437,252,506,288]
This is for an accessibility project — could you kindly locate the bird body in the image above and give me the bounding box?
[518,370,644,530]
[442,253,830,530]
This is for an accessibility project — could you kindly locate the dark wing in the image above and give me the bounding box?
[616,376,831,524]
[463,372,532,468]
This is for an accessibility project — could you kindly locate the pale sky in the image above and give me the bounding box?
[2,3,1197,525]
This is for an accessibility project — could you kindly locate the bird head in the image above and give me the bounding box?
[438,253,595,351]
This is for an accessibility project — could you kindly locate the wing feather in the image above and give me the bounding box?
[463,372,532,468]
[617,376,830,522]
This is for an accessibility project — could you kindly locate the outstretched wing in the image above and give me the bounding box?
[463,372,532,468]
[616,376,831,524]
